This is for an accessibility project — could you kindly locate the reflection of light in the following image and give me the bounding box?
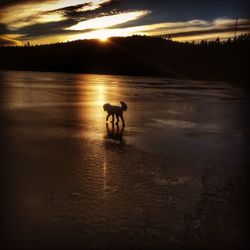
[95,83,106,126]
[103,155,107,197]
[75,74,121,141]
[96,84,106,107]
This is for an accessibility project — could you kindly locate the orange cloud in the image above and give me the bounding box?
[66,10,150,31]
[0,0,111,30]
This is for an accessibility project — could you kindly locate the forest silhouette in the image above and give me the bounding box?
[0,34,249,86]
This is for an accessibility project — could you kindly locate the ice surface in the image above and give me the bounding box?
[0,71,249,250]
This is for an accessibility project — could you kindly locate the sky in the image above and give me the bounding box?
[0,0,249,45]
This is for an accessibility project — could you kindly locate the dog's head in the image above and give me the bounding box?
[103,103,110,111]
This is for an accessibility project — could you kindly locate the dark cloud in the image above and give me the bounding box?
[50,2,93,18]
[0,0,49,8]
[50,0,250,31]
[16,20,81,39]
[5,1,128,39]
[50,0,123,21]
[110,0,250,22]
[169,24,250,38]
[0,23,9,35]
[1,0,249,20]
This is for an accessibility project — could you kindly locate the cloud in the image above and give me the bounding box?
[6,12,66,30]
[0,0,112,30]
[0,0,249,45]
[0,23,9,35]
[166,18,250,39]
[0,0,151,43]
[0,34,23,46]
[65,10,150,31]
[52,0,121,21]
[0,0,44,8]
[64,17,250,42]
[16,20,77,39]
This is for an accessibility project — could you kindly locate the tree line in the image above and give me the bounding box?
[0,34,249,86]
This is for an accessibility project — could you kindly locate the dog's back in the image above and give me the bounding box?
[103,102,127,114]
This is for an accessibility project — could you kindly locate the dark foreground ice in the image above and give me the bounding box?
[0,71,249,250]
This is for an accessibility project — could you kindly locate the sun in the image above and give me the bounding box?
[97,30,110,42]
[98,34,109,42]
[70,29,111,42]
[99,37,108,42]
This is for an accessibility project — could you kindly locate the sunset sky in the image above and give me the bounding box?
[0,0,249,45]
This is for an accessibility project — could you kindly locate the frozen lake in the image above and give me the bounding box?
[1,71,249,250]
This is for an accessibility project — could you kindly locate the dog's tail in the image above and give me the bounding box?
[120,101,127,111]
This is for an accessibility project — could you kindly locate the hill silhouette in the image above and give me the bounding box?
[0,35,249,86]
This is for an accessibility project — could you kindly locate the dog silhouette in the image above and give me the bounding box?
[103,101,127,125]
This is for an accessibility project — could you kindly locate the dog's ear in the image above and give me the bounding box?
[103,103,109,111]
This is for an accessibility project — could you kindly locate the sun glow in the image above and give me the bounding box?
[98,31,109,42]
[100,37,108,42]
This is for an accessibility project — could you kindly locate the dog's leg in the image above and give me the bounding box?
[121,114,125,126]
[111,114,114,123]
[116,114,119,124]
[106,113,111,122]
